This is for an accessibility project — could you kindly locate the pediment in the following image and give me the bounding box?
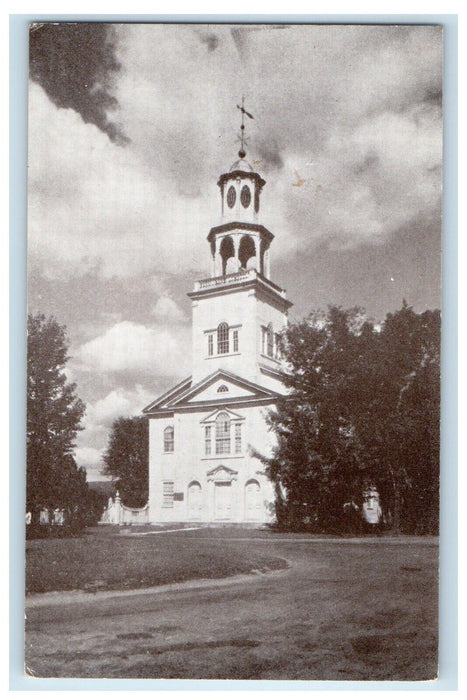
[206,465,239,483]
[170,370,279,408]
[143,369,280,415]
[200,407,244,424]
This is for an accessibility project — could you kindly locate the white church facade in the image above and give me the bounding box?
[143,146,293,524]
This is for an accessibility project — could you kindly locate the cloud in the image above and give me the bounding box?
[30,23,127,143]
[75,446,104,468]
[151,295,186,323]
[76,320,190,376]
[28,83,213,281]
[28,25,442,288]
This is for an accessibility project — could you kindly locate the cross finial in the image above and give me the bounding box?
[236,96,254,159]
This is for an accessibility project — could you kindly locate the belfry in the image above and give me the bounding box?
[143,104,293,523]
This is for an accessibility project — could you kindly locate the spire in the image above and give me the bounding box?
[236,96,254,160]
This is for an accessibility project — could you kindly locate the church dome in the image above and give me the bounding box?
[229,158,254,173]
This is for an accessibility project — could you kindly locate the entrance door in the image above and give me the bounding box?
[214,482,232,520]
[245,479,261,520]
[187,481,202,520]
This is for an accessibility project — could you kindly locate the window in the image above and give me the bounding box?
[216,412,231,454]
[163,426,174,452]
[233,329,239,352]
[261,327,267,354]
[240,185,251,208]
[205,425,212,455]
[208,334,213,356]
[227,186,236,208]
[267,324,274,358]
[217,322,229,354]
[235,423,242,454]
[162,481,174,508]
[217,384,229,393]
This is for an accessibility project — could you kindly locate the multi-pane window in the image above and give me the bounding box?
[233,329,239,352]
[162,481,174,508]
[208,334,213,356]
[215,412,231,454]
[217,322,229,354]
[205,425,212,455]
[163,426,174,452]
[217,384,229,393]
[235,423,242,454]
[267,324,274,358]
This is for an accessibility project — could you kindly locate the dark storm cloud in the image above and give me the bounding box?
[29,23,128,144]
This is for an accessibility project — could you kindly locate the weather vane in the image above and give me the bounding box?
[236,96,254,159]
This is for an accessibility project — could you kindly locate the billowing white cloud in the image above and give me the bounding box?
[76,383,159,474]
[28,83,213,281]
[77,320,190,375]
[75,446,104,468]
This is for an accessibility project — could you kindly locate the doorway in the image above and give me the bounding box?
[214,482,232,520]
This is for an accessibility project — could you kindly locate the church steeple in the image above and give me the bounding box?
[206,100,273,279]
[188,103,292,386]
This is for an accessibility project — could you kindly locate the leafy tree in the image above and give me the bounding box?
[261,307,373,531]
[27,314,86,522]
[102,416,149,508]
[262,304,440,533]
[354,305,440,533]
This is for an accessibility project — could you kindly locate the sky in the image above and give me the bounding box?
[27,23,443,481]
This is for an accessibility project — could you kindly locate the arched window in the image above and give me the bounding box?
[163,426,174,452]
[216,412,231,454]
[217,384,229,393]
[267,324,274,358]
[217,322,229,354]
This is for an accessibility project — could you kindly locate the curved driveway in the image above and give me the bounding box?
[25,531,438,680]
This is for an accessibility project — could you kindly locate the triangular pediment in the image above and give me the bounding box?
[170,370,279,408]
[143,370,280,415]
[200,407,245,424]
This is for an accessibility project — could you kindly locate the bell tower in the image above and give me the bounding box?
[188,101,292,387]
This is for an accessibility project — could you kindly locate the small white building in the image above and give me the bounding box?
[143,153,293,524]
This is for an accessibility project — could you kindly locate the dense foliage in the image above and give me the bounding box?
[262,304,440,533]
[102,416,149,508]
[27,314,100,535]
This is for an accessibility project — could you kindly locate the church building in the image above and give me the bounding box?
[143,116,293,524]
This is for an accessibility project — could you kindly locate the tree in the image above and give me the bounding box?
[262,304,440,533]
[354,305,440,533]
[102,416,149,507]
[261,307,373,531]
[27,314,86,522]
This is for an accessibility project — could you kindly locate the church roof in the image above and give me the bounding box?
[229,158,254,172]
[142,368,282,415]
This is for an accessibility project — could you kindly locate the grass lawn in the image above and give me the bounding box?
[25,526,288,593]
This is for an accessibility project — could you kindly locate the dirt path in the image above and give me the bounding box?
[25,534,438,680]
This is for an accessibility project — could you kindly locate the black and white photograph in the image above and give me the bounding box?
[25,22,442,681]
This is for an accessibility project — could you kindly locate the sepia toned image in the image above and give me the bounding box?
[25,22,442,680]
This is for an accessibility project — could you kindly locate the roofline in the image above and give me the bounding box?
[142,375,192,413]
[170,367,280,406]
[188,273,293,309]
[217,171,266,190]
[145,395,278,417]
